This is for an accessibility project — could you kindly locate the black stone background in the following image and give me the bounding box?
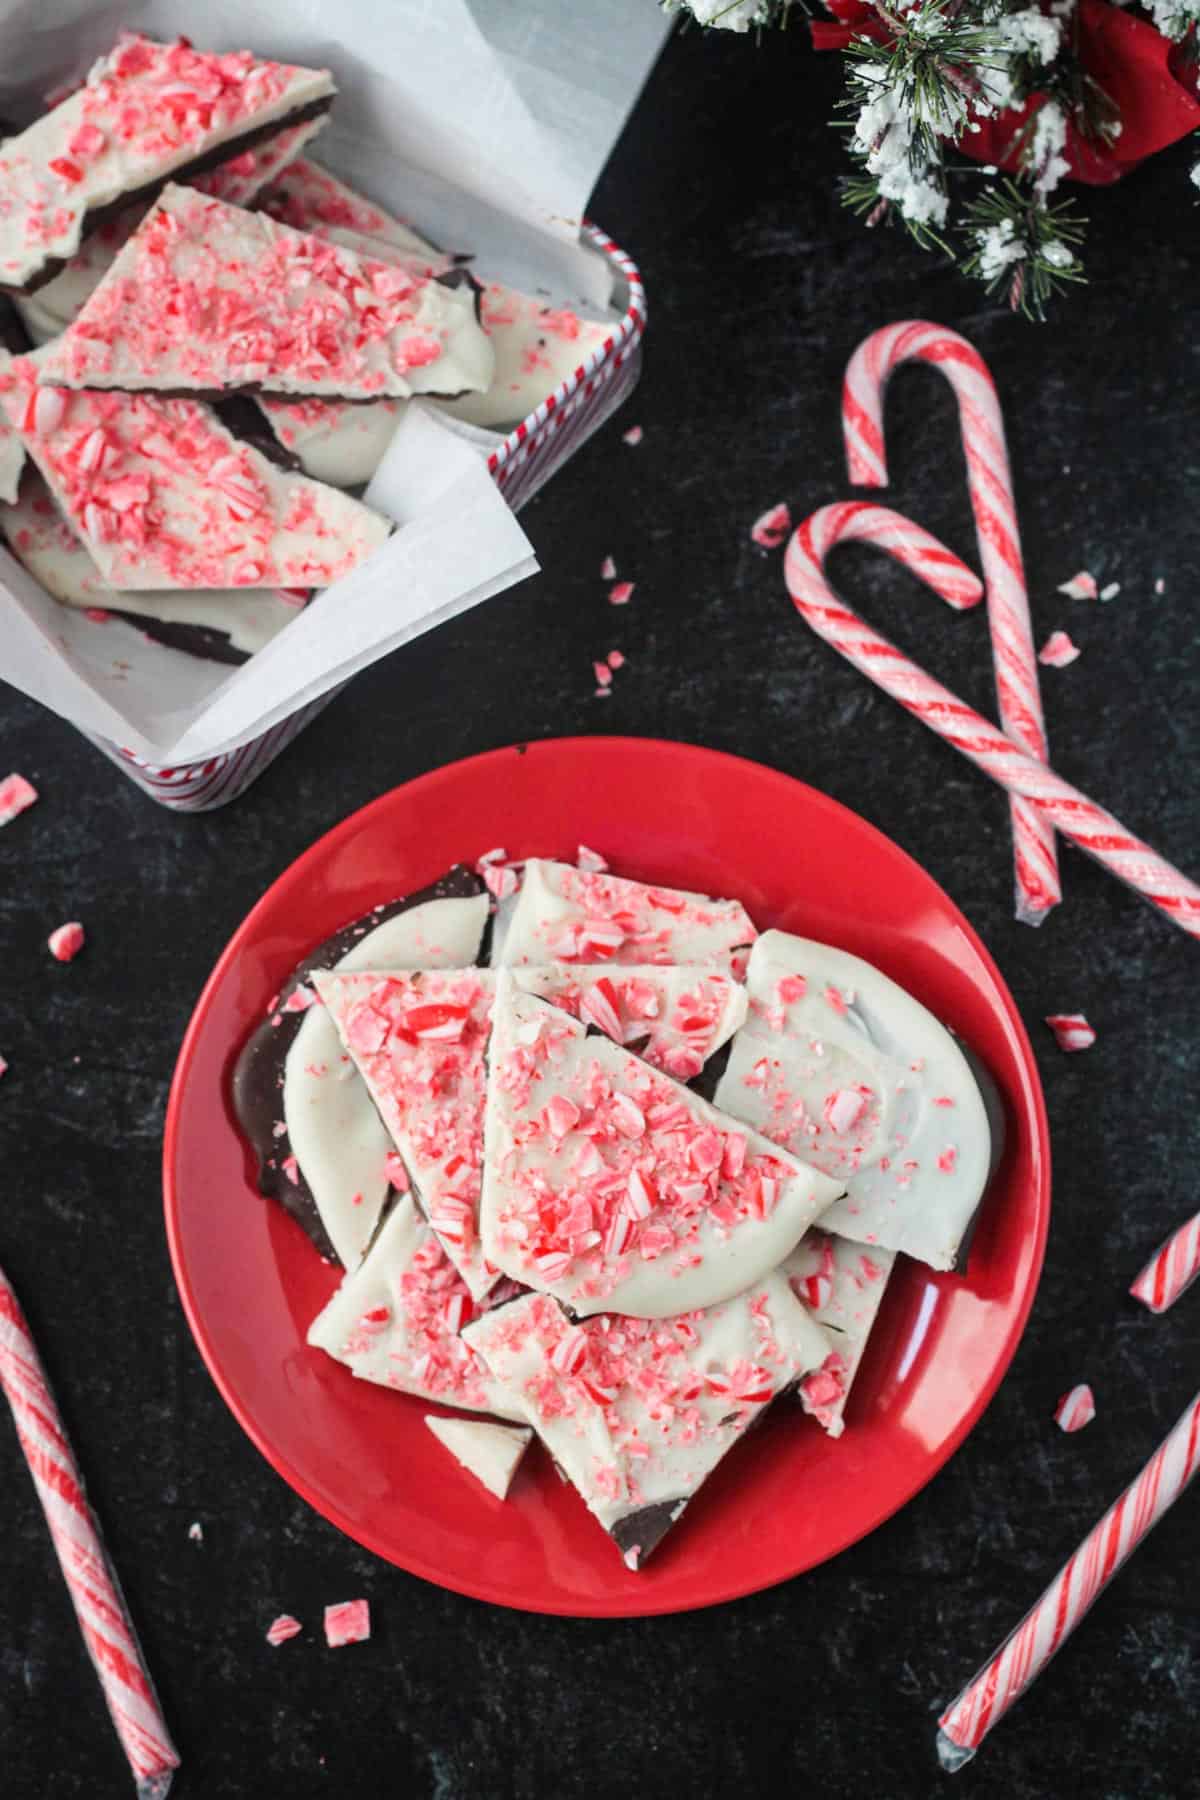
[1,23,1198,1800]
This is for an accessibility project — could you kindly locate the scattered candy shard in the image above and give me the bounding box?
[465,1278,830,1567]
[323,1599,370,1648]
[0,354,391,590]
[622,425,643,446]
[1056,571,1098,600]
[423,1414,532,1500]
[38,184,493,403]
[306,1195,525,1420]
[1044,1013,1096,1053]
[265,1614,303,1647]
[493,857,756,970]
[48,921,85,962]
[750,502,791,549]
[512,963,747,1082]
[1038,630,1080,668]
[1099,582,1120,602]
[260,876,490,1269]
[783,1231,896,1436]
[312,968,499,1299]
[608,580,634,606]
[13,114,329,346]
[0,35,337,294]
[0,772,38,827]
[0,1054,8,1078]
[1,471,304,660]
[187,1521,203,1545]
[600,556,616,581]
[1054,1385,1096,1433]
[714,931,994,1271]
[480,977,841,1318]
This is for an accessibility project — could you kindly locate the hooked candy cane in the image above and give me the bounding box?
[783,501,1200,940]
[842,321,1060,927]
[937,1387,1200,1768]
[0,1264,179,1797]
[1130,1210,1200,1316]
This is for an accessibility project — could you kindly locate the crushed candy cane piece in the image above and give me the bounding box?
[608,581,634,607]
[324,1599,371,1648]
[1057,571,1098,600]
[1099,582,1120,602]
[0,774,38,828]
[593,660,613,688]
[1038,631,1080,668]
[265,1614,303,1647]
[187,1522,203,1545]
[750,502,792,550]
[0,1054,7,1079]
[282,984,318,1012]
[1154,578,1165,595]
[576,845,608,874]
[607,650,625,670]
[1044,1013,1096,1053]
[48,922,85,963]
[1054,1385,1096,1433]
[600,555,617,580]
[622,426,643,446]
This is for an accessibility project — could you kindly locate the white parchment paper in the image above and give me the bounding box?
[0,0,670,762]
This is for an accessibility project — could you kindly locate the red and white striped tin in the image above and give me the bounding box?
[92,224,645,813]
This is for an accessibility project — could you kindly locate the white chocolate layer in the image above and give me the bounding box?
[494,859,757,971]
[0,36,335,291]
[423,1415,532,1500]
[465,1276,830,1564]
[283,894,489,1271]
[0,470,304,655]
[782,1230,896,1437]
[38,185,493,403]
[715,931,992,1270]
[307,1195,524,1422]
[480,978,842,1318]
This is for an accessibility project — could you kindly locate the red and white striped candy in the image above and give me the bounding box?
[937,1388,1200,1769]
[1038,631,1080,668]
[265,1614,303,1647]
[783,503,1200,941]
[580,978,622,1041]
[1130,1210,1200,1316]
[0,772,38,827]
[843,321,1060,926]
[1044,1014,1096,1053]
[1054,1385,1096,1433]
[0,1264,179,1798]
[323,1598,370,1648]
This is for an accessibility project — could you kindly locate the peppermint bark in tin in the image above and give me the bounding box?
[464,1278,830,1567]
[479,977,842,1318]
[0,36,336,295]
[38,185,493,403]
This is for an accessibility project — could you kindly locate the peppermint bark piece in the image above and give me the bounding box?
[14,114,329,347]
[233,871,489,1268]
[437,282,613,431]
[0,36,335,295]
[480,978,842,1318]
[252,394,405,489]
[513,963,747,1082]
[0,355,390,589]
[714,931,994,1270]
[1,469,305,661]
[424,1416,533,1500]
[783,1231,896,1437]
[38,185,493,403]
[464,1278,831,1567]
[307,1196,524,1421]
[260,157,439,259]
[312,968,499,1301]
[493,858,756,970]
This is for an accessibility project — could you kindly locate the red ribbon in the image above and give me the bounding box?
[811,0,1200,185]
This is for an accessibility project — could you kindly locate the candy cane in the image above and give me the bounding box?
[843,321,1060,927]
[1130,1210,1200,1315]
[0,1265,179,1797]
[937,1388,1200,1768]
[783,502,1200,939]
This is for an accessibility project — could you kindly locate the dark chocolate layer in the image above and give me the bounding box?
[3,95,335,297]
[213,395,303,471]
[231,865,486,1263]
[610,1499,688,1569]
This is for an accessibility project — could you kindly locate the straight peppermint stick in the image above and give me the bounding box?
[937,1389,1200,1768]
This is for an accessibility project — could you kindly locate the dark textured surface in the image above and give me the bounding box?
[2,25,1198,1800]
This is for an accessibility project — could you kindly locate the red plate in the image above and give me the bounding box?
[164,738,1049,1617]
